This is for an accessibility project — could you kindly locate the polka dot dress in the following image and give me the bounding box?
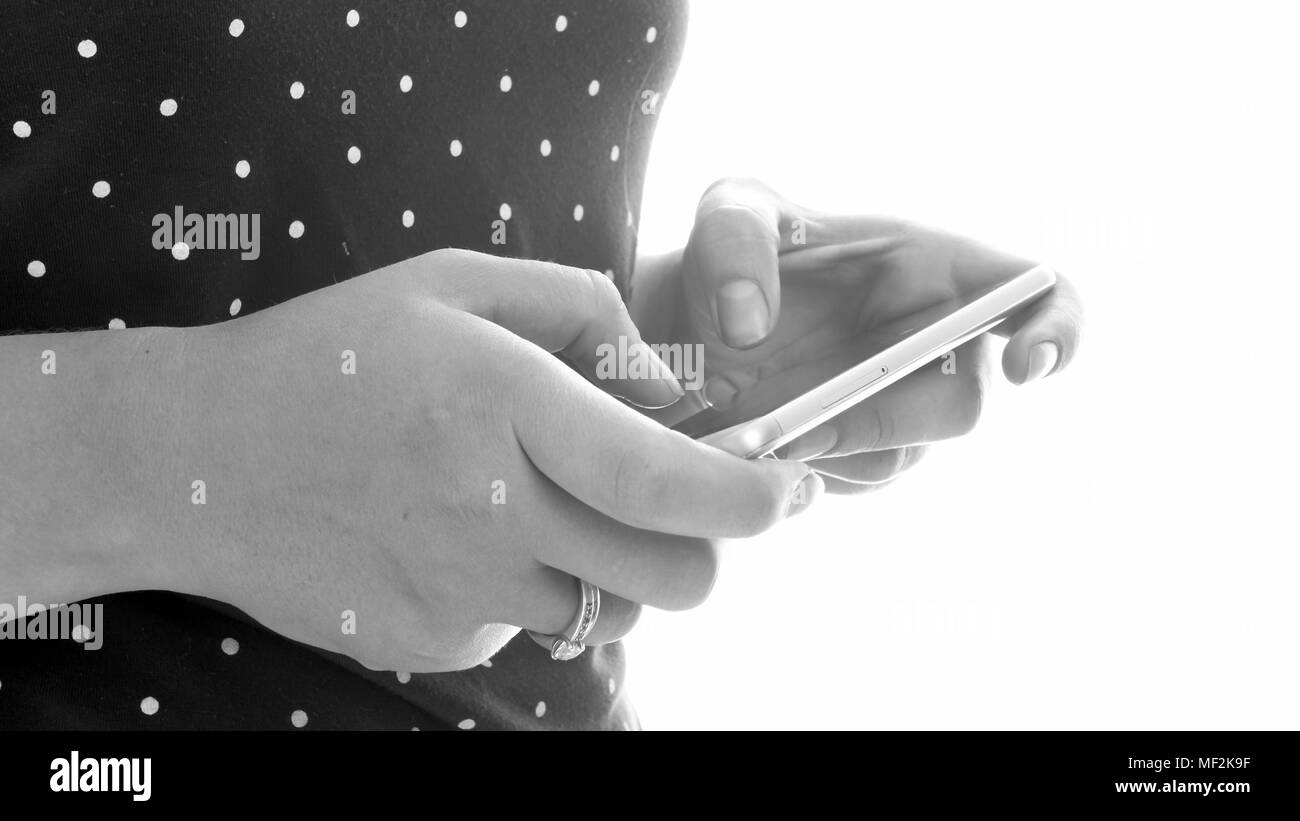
[0,0,682,730]
[1,0,681,330]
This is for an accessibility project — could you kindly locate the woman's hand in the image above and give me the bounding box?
[116,249,820,672]
[633,178,1084,493]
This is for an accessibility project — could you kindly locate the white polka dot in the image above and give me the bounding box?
[499,203,512,221]
[235,159,251,178]
[411,726,420,731]
[396,671,411,684]
[27,260,45,278]
[535,701,547,718]
[347,145,361,164]
[288,220,305,238]
[539,138,551,157]
[290,709,308,728]
[171,242,190,261]
[92,180,110,198]
[627,210,634,227]
[159,98,178,117]
[140,696,159,715]
[221,637,239,655]
[480,659,492,668]
[229,299,242,317]
[604,268,614,280]
[289,81,305,100]
[401,209,414,228]
[399,74,413,93]
[449,139,463,157]
[346,9,360,27]
[108,318,126,330]
[608,677,617,695]
[77,39,97,59]
[71,625,92,643]
[13,120,31,139]
[646,26,658,43]
[555,15,568,32]
[499,75,512,93]
[454,10,468,28]
[588,80,600,96]
[229,18,245,37]
[457,718,476,730]
[610,145,620,162]
[573,204,584,222]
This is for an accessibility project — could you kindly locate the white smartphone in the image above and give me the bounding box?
[672,264,1057,458]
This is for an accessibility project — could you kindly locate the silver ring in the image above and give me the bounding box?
[529,578,601,661]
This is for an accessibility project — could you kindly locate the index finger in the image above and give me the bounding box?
[491,322,822,538]
[782,217,1084,383]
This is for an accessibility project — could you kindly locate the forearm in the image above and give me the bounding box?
[0,326,188,606]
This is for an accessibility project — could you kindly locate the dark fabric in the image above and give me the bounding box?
[0,0,686,729]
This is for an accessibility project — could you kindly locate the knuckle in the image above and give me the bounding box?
[609,448,677,528]
[657,539,721,611]
[411,247,487,308]
[694,202,777,245]
[702,176,773,203]
[418,624,509,672]
[741,472,791,536]
[709,466,790,539]
[694,178,782,240]
[425,246,478,270]
[582,266,626,317]
[700,176,748,202]
[347,650,390,673]
[601,548,632,591]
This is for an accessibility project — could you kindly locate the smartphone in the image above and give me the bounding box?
[671,264,1057,458]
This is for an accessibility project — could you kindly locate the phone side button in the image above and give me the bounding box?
[821,366,888,410]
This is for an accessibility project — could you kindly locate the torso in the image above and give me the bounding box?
[0,0,686,730]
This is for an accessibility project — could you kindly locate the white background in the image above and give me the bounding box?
[626,0,1300,729]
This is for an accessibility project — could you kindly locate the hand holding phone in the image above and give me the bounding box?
[672,265,1057,459]
[641,180,1084,490]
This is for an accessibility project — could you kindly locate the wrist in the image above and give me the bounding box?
[0,325,193,604]
[88,324,198,597]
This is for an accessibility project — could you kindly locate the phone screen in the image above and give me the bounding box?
[669,278,1011,440]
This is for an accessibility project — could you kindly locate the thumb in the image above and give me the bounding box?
[685,178,789,350]
[414,248,685,408]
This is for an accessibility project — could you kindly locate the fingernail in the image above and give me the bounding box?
[787,471,822,518]
[1023,341,1059,383]
[783,427,838,461]
[715,279,770,349]
[702,374,739,409]
[634,342,684,399]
